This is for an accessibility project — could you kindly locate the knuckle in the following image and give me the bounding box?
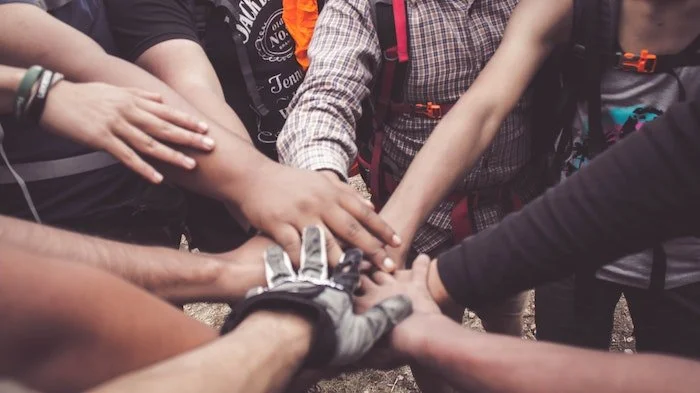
[345,220,362,240]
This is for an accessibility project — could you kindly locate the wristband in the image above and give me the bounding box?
[26,70,55,124]
[14,66,44,119]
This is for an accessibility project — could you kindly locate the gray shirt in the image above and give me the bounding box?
[564,60,700,289]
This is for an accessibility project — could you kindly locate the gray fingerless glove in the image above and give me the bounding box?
[221,226,412,367]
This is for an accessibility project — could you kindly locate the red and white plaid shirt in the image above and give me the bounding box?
[278,0,537,254]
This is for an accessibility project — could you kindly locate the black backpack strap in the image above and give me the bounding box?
[202,0,269,116]
[582,0,619,157]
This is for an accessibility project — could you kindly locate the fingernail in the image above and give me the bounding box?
[153,171,164,183]
[198,121,209,131]
[202,136,215,149]
[364,199,374,208]
[383,257,395,271]
[392,234,402,246]
[183,156,196,169]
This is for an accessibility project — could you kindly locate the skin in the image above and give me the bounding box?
[90,311,314,393]
[356,257,700,393]
[0,3,401,270]
[0,215,268,304]
[0,64,212,183]
[0,246,219,393]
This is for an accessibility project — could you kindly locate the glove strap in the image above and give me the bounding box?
[221,289,337,367]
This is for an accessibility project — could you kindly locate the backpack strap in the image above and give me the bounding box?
[581,0,618,157]
[198,0,269,116]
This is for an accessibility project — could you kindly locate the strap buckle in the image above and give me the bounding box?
[415,102,443,119]
[617,49,658,73]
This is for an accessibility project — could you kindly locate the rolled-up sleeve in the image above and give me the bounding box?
[277,0,382,179]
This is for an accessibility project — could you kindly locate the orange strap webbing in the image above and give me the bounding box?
[282,0,320,70]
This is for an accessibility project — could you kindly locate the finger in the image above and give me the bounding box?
[394,269,412,281]
[332,295,413,366]
[126,87,164,103]
[105,136,163,184]
[323,207,396,273]
[321,226,344,269]
[132,102,214,150]
[299,225,328,280]
[269,224,302,268]
[371,270,395,285]
[134,95,209,134]
[359,275,377,290]
[337,183,401,247]
[331,248,363,291]
[118,122,198,170]
[411,254,431,284]
[263,245,297,287]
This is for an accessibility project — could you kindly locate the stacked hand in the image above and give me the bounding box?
[238,165,402,272]
[41,81,215,183]
[222,226,413,366]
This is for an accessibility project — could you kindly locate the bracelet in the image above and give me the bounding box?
[14,65,44,119]
[26,70,55,124]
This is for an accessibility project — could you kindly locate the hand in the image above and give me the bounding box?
[221,226,413,366]
[41,80,216,183]
[238,163,402,271]
[355,255,442,355]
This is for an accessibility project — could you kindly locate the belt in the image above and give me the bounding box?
[0,151,119,185]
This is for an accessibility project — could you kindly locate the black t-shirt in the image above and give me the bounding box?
[105,0,304,160]
[437,99,700,308]
[0,0,150,225]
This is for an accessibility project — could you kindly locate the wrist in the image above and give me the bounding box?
[390,313,449,359]
[428,260,463,320]
[244,310,314,357]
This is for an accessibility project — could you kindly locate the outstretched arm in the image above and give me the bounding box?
[0,3,400,269]
[357,257,700,393]
[380,0,573,262]
[103,0,253,142]
[0,214,266,304]
[0,246,218,393]
[430,99,700,309]
[90,311,313,393]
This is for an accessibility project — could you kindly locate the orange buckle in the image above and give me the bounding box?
[415,102,443,119]
[617,49,657,73]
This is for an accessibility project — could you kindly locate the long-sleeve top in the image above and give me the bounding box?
[437,100,700,307]
[277,0,534,254]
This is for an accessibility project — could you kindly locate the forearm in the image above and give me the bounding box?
[434,100,700,308]
[0,215,263,303]
[0,64,24,113]
[277,0,380,177]
[0,247,217,393]
[0,4,269,204]
[380,97,504,242]
[404,315,700,393]
[135,40,253,143]
[91,311,313,393]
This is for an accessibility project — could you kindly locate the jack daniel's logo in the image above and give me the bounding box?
[254,9,294,62]
[234,0,269,43]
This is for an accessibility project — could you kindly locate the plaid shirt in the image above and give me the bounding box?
[278,0,536,254]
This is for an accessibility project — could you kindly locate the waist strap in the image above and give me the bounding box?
[0,151,119,185]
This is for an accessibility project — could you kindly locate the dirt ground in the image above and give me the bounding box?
[184,176,637,393]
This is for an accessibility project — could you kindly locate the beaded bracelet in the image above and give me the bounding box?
[14,65,44,120]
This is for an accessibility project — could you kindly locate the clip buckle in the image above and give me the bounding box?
[415,102,443,119]
[617,49,657,73]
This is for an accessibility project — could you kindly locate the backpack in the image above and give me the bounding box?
[545,0,700,185]
[551,0,700,291]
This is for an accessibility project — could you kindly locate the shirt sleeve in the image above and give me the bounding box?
[437,99,700,308]
[276,0,382,178]
[103,0,199,62]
